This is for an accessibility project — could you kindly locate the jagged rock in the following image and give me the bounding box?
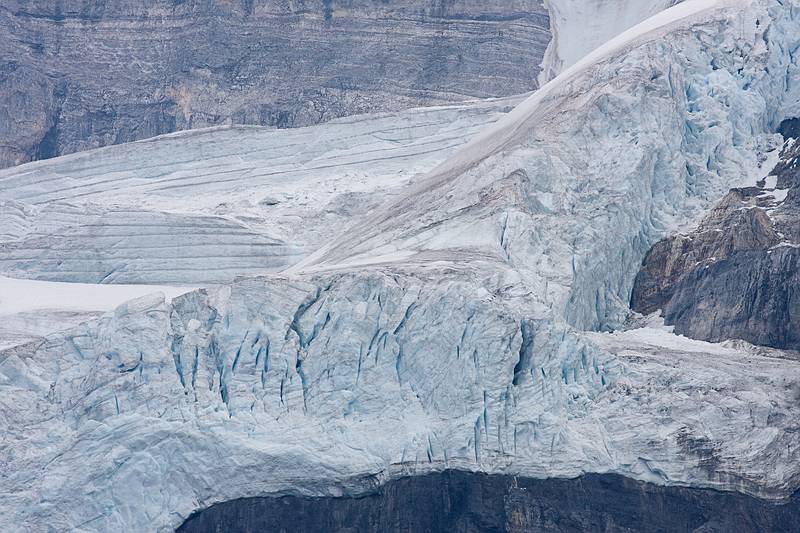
[663,247,800,348]
[0,0,551,168]
[778,117,800,139]
[631,121,800,349]
[631,188,782,316]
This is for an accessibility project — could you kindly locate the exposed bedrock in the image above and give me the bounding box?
[178,471,800,533]
[0,0,550,168]
[631,121,800,350]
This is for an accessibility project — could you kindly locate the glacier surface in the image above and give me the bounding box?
[0,97,519,284]
[1,0,800,531]
[540,0,685,82]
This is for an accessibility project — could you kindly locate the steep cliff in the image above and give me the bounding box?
[178,472,800,533]
[0,0,550,167]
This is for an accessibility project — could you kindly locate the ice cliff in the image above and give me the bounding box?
[1,0,800,531]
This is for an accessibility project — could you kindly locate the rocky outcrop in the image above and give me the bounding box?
[0,0,550,168]
[178,471,800,533]
[630,188,783,316]
[631,122,800,350]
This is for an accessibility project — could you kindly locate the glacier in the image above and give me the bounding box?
[539,0,685,82]
[0,97,519,284]
[1,0,800,531]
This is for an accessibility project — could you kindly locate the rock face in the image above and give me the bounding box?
[178,472,800,533]
[631,122,800,350]
[0,0,550,168]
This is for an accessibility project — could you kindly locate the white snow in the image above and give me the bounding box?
[0,276,194,349]
[540,0,683,82]
[0,97,519,284]
[764,175,779,189]
[0,276,191,316]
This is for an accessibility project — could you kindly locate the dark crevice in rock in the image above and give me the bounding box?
[177,471,800,533]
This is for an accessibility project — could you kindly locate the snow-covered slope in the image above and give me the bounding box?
[0,276,192,349]
[539,0,684,82]
[2,1,800,531]
[0,98,518,284]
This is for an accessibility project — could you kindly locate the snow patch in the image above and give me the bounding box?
[0,276,191,316]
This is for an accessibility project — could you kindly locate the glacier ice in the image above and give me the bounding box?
[540,0,685,82]
[1,0,800,531]
[301,0,800,332]
[0,97,519,284]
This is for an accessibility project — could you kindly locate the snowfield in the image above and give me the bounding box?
[1,0,800,531]
[539,0,685,82]
[0,276,192,349]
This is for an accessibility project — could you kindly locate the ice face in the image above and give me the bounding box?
[2,1,800,531]
[301,0,800,332]
[2,267,798,532]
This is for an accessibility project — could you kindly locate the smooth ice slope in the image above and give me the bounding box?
[0,98,519,284]
[540,0,684,82]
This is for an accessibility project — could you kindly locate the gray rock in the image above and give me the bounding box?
[630,188,782,316]
[178,471,800,533]
[663,247,799,349]
[0,0,550,168]
[631,123,800,350]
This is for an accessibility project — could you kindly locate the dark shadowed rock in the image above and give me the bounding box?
[177,471,800,533]
[630,188,781,316]
[663,247,799,348]
[0,0,550,168]
[778,117,800,140]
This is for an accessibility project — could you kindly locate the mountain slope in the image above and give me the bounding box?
[0,0,549,168]
[2,1,800,531]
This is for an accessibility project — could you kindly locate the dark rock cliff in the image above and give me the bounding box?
[177,471,800,533]
[631,120,800,350]
[0,0,550,168]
